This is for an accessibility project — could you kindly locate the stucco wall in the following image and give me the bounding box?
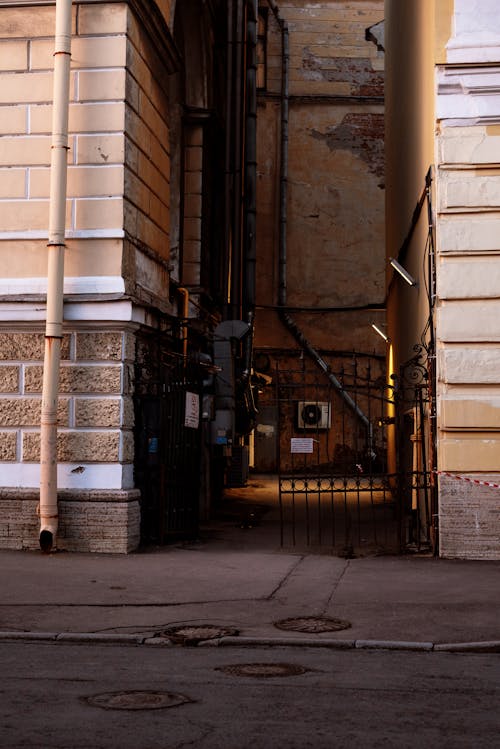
[256,0,386,355]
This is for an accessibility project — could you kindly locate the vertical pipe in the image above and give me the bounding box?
[224,0,234,315]
[39,0,72,552]
[278,21,289,307]
[243,0,257,318]
[230,0,245,319]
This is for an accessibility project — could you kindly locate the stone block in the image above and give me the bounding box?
[0,366,19,393]
[184,172,202,195]
[78,3,128,35]
[30,165,124,200]
[0,105,27,135]
[121,429,134,461]
[183,217,202,241]
[184,145,202,172]
[22,429,120,462]
[0,168,26,198]
[439,474,500,560]
[439,217,500,253]
[444,174,500,210]
[0,397,69,426]
[437,258,500,299]
[31,102,125,135]
[123,332,136,363]
[440,397,500,429]
[76,332,123,361]
[438,346,500,385]
[0,72,54,104]
[25,365,122,394]
[0,431,17,460]
[0,136,51,166]
[74,197,123,230]
[75,398,121,427]
[76,134,125,166]
[78,69,126,102]
[122,396,135,427]
[438,302,500,343]
[0,6,60,38]
[0,41,27,72]
[0,333,70,362]
[31,36,126,71]
[439,436,500,472]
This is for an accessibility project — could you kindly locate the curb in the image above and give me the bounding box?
[1,631,499,653]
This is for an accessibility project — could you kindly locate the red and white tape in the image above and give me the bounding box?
[435,471,500,490]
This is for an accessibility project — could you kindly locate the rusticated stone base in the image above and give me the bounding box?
[0,489,141,553]
[439,475,500,560]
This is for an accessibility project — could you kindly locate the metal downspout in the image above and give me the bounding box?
[269,2,372,439]
[39,0,72,552]
[223,0,234,315]
[230,0,245,319]
[242,0,257,384]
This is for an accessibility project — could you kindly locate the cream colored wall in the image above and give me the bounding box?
[0,3,127,289]
[435,1,500,557]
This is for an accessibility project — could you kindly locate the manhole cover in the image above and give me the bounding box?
[217,663,309,678]
[274,616,351,633]
[85,690,192,711]
[160,624,239,645]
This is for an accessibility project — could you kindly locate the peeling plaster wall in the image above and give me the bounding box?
[256,0,385,354]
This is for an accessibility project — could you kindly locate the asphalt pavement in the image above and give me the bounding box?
[1,476,499,651]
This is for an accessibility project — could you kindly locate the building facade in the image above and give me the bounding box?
[0,0,256,551]
[386,0,500,559]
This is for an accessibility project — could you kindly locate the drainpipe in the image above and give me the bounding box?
[39,0,72,553]
[230,0,245,319]
[242,0,257,386]
[223,0,234,314]
[268,1,372,441]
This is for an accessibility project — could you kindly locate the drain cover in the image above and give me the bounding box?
[274,616,351,633]
[217,663,308,678]
[160,624,239,645]
[85,690,191,711]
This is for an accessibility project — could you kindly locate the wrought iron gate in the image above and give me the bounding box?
[135,356,203,544]
[274,349,436,555]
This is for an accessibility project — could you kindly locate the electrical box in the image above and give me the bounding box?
[297,401,331,430]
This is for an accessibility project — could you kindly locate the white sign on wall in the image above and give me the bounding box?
[185,392,200,429]
[291,438,314,454]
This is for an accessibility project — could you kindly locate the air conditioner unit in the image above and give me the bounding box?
[297,401,331,430]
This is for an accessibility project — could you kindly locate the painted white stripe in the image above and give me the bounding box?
[0,300,144,323]
[0,276,125,296]
[0,229,124,240]
[0,462,134,490]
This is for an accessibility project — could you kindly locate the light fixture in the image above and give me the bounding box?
[390,258,418,287]
[371,323,390,343]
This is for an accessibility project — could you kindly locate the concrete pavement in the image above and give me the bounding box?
[1,477,499,651]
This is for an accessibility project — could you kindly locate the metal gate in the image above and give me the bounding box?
[275,348,436,555]
[135,356,202,544]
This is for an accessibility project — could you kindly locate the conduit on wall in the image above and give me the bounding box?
[39,0,72,552]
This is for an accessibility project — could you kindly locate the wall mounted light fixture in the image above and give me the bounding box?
[371,323,390,343]
[390,258,418,287]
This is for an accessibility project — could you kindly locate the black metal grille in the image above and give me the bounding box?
[135,354,202,544]
[272,348,436,555]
